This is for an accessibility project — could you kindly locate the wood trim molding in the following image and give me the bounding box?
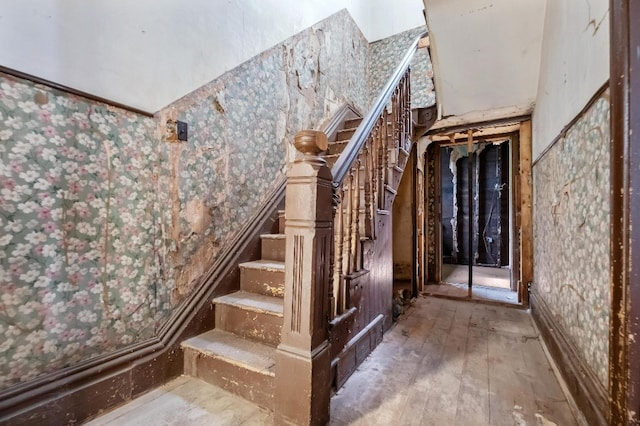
[0,66,155,117]
[531,81,609,168]
[609,0,640,423]
[530,289,607,425]
[425,114,531,137]
[518,121,532,307]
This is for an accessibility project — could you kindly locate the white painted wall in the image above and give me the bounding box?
[532,0,609,160]
[0,0,424,113]
[367,0,426,42]
[424,0,546,125]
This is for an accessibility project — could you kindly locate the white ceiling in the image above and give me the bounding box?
[423,0,546,129]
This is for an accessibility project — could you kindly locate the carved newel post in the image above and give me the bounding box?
[275,130,333,425]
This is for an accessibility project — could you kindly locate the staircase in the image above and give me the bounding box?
[181,212,286,410]
[180,34,425,420]
[180,110,412,411]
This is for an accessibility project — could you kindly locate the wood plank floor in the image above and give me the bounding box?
[442,264,512,289]
[88,296,577,426]
[331,296,577,425]
[424,282,519,305]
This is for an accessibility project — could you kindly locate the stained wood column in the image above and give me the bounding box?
[518,121,532,306]
[275,130,332,426]
[610,0,640,422]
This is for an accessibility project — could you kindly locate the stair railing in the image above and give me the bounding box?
[329,32,425,317]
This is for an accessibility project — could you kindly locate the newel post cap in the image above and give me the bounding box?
[294,130,328,155]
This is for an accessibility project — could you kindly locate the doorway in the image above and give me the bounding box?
[434,139,515,303]
[421,124,531,306]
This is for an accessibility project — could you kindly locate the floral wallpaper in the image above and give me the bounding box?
[0,9,369,391]
[533,91,610,387]
[158,9,369,302]
[0,74,164,389]
[368,26,436,109]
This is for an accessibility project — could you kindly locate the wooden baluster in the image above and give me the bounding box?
[405,71,411,149]
[363,138,373,239]
[352,160,361,271]
[333,188,344,316]
[343,172,353,279]
[395,86,402,152]
[377,115,386,209]
[384,106,391,188]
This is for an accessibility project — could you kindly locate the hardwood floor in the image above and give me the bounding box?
[88,296,578,426]
[441,264,511,289]
[424,264,518,305]
[331,296,577,425]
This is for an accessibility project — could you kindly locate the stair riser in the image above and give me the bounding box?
[337,128,357,140]
[261,237,286,263]
[183,347,274,410]
[327,141,349,155]
[215,305,282,346]
[277,210,285,234]
[397,148,409,170]
[382,189,395,211]
[240,267,285,297]
[344,118,363,128]
[390,167,403,189]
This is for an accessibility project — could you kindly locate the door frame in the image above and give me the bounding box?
[423,120,532,306]
[609,0,640,422]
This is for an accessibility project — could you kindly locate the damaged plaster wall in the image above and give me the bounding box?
[533,92,610,387]
[0,9,369,391]
[368,27,436,109]
[157,9,369,305]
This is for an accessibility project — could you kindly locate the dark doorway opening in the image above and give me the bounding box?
[430,138,517,304]
[440,141,510,271]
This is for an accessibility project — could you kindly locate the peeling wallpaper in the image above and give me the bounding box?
[532,91,610,387]
[0,9,369,390]
[368,26,435,109]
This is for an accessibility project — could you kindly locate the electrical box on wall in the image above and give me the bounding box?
[165,119,188,143]
[177,121,188,141]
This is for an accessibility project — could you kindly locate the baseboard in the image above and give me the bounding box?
[530,289,608,425]
[331,314,384,389]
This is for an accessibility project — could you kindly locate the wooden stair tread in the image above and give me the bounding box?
[260,233,285,240]
[182,329,276,376]
[214,291,284,316]
[238,259,285,272]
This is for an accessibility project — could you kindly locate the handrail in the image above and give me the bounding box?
[0,65,155,117]
[332,31,426,184]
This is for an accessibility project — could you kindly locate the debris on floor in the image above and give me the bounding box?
[392,288,413,320]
